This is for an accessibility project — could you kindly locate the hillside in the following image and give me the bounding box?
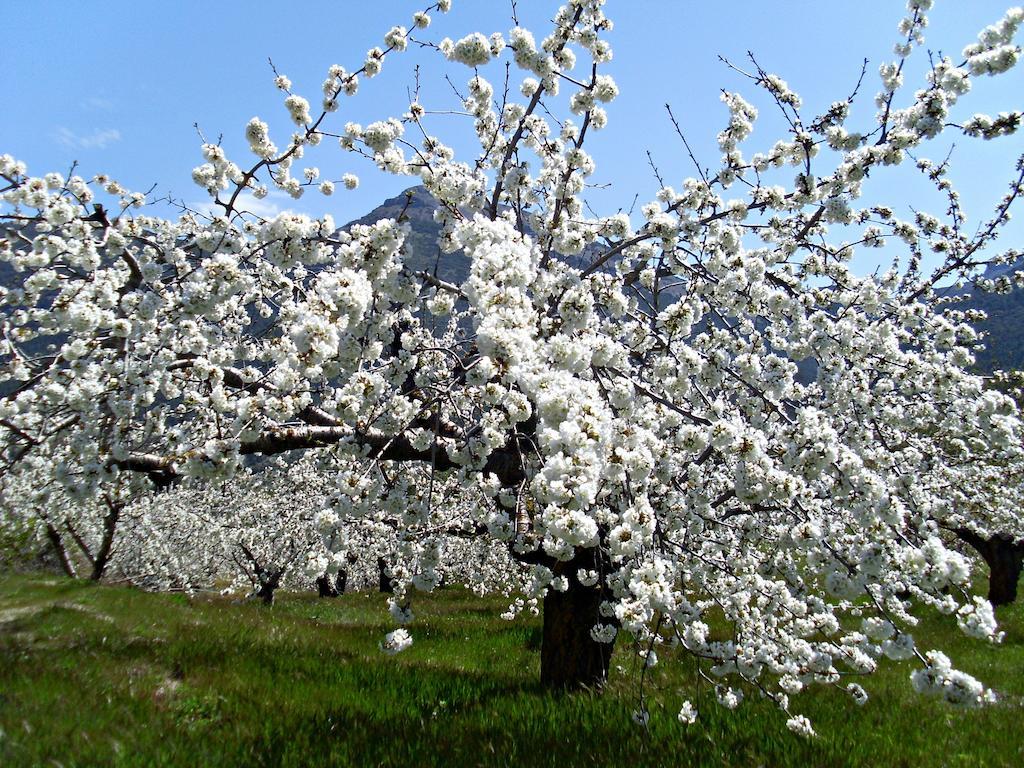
[343,185,601,285]
[344,185,471,287]
[2,190,1023,372]
[946,257,1024,373]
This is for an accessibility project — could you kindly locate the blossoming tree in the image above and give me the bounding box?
[938,371,1024,605]
[3,0,1024,733]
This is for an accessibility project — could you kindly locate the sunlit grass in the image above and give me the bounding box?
[0,574,1021,767]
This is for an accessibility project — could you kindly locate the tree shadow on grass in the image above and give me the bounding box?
[226,666,822,768]
[228,664,555,768]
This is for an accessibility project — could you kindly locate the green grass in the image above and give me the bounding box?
[0,575,1022,767]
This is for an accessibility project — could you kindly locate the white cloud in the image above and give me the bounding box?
[187,190,291,220]
[53,127,122,150]
[81,96,114,111]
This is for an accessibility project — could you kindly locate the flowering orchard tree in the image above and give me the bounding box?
[0,450,521,600]
[939,370,1024,605]
[119,451,522,598]
[0,450,154,581]
[148,457,334,603]
[133,454,523,601]
[3,0,1024,732]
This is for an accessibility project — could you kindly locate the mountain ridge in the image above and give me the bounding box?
[2,188,1022,373]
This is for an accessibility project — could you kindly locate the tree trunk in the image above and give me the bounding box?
[64,519,96,573]
[540,549,615,690]
[255,581,277,605]
[255,567,284,605]
[89,500,122,581]
[378,557,394,593]
[316,573,339,598]
[44,523,77,578]
[988,542,1023,605]
[955,528,1024,606]
[336,570,348,594]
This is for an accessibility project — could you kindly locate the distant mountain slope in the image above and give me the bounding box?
[343,184,602,286]
[3,191,1022,373]
[946,257,1024,373]
[347,188,1024,373]
[343,185,470,287]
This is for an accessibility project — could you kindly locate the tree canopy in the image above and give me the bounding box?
[3,0,1024,733]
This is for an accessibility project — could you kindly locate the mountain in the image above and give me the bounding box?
[344,184,603,285]
[3,189,1023,373]
[947,257,1024,373]
[343,185,470,287]
[353,188,1024,374]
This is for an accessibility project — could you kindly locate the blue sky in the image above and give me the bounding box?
[3,1,1023,275]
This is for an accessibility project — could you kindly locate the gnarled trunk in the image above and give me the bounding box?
[44,523,77,578]
[540,549,615,690]
[254,566,285,605]
[955,528,1024,606]
[316,573,339,598]
[89,500,121,581]
[378,557,394,593]
[336,569,348,594]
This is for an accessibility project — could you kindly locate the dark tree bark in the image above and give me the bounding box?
[47,503,120,582]
[955,528,1024,606]
[316,573,339,598]
[313,573,350,602]
[89,499,122,581]
[255,567,284,605]
[64,519,96,573]
[539,548,616,690]
[235,542,290,606]
[378,557,394,593]
[255,582,276,605]
[44,523,77,578]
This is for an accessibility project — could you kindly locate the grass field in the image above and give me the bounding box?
[0,574,1021,767]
